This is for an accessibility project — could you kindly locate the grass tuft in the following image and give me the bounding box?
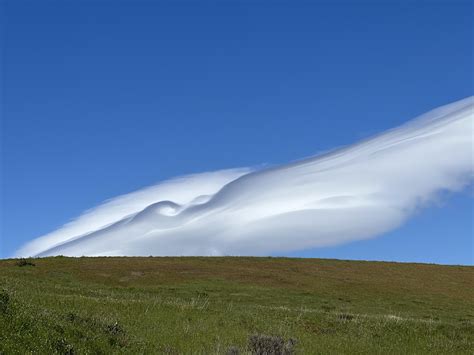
[337,313,355,322]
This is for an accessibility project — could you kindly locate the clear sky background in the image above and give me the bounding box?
[1,1,472,263]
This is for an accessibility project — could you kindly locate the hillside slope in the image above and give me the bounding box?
[1,257,473,353]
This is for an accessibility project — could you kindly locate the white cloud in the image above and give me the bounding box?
[15,168,251,256]
[16,97,474,257]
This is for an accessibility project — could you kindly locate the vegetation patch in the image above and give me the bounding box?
[248,334,297,355]
[0,290,10,314]
[15,259,36,267]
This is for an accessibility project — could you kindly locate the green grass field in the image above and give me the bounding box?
[0,257,473,354]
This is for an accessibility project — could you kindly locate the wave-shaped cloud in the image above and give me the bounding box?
[16,97,474,257]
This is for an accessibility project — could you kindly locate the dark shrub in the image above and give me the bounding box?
[15,259,35,267]
[226,345,240,355]
[65,312,78,322]
[54,338,74,354]
[0,290,10,314]
[105,321,128,347]
[248,334,297,355]
[106,321,124,336]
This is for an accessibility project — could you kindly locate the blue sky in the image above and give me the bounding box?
[1,1,472,263]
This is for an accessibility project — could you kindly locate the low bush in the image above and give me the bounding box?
[15,259,36,267]
[226,345,240,355]
[0,290,10,314]
[54,338,75,354]
[248,334,297,355]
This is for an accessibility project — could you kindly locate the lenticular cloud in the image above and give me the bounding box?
[16,97,474,257]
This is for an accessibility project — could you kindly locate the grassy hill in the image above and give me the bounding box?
[0,257,472,354]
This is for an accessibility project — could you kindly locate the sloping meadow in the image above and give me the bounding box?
[1,257,473,353]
